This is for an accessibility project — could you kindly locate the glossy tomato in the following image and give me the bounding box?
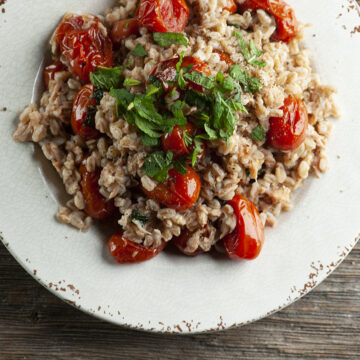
[44,61,66,88]
[56,15,113,82]
[143,166,201,211]
[150,56,211,93]
[267,96,308,151]
[136,0,189,33]
[71,84,100,139]
[223,0,237,13]
[239,0,298,43]
[111,18,139,47]
[79,165,115,220]
[173,228,204,256]
[161,123,206,159]
[213,49,234,66]
[108,232,166,264]
[223,195,264,260]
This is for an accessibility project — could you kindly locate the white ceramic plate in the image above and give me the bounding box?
[1,0,359,333]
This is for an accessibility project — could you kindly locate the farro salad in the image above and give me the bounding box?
[14,0,339,263]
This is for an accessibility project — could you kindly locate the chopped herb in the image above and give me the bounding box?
[145,84,161,98]
[93,88,104,104]
[233,31,267,67]
[178,69,188,90]
[170,101,187,127]
[130,210,149,226]
[203,123,218,140]
[84,105,97,129]
[148,74,158,84]
[229,65,263,93]
[90,66,124,90]
[173,157,188,175]
[183,130,193,147]
[153,32,188,47]
[143,151,174,182]
[168,87,177,98]
[251,125,266,142]
[123,78,142,87]
[141,133,160,147]
[215,196,227,206]
[184,90,209,110]
[130,44,148,57]
[176,52,185,72]
[190,138,203,167]
[184,72,215,90]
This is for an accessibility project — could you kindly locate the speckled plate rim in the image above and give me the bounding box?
[0,0,360,334]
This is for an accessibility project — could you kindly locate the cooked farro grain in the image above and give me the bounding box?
[14,0,339,262]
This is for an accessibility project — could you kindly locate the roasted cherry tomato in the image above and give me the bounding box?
[44,61,66,88]
[173,228,204,256]
[136,0,189,33]
[222,195,264,260]
[111,18,139,47]
[143,166,201,211]
[71,84,100,139]
[161,123,206,160]
[79,165,115,220]
[239,0,298,43]
[223,0,237,13]
[108,232,166,264]
[212,49,234,66]
[267,96,308,151]
[150,56,211,93]
[56,15,113,82]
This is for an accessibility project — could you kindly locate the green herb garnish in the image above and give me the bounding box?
[130,44,148,57]
[90,66,124,90]
[123,78,142,87]
[229,65,263,93]
[233,31,267,67]
[184,72,216,90]
[173,157,188,175]
[153,32,189,47]
[143,151,174,182]
[93,88,104,105]
[250,125,266,142]
[130,210,149,226]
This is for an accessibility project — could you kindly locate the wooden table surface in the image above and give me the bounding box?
[1,241,359,359]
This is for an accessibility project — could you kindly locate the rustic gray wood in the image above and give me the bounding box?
[0,241,359,359]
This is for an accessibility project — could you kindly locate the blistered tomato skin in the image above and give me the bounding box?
[212,49,234,66]
[136,0,189,33]
[44,61,66,88]
[161,123,206,159]
[143,166,201,211]
[80,165,115,220]
[223,195,264,260]
[151,56,211,93]
[223,0,237,13]
[108,232,166,264]
[173,228,204,256]
[267,96,308,151]
[111,19,139,47]
[239,0,298,43]
[56,15,114,82]
[71,84,100,139]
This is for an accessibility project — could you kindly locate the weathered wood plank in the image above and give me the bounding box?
[0,242,359,359]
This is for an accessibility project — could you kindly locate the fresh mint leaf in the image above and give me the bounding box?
[251,125,266,142]
[123,78,142,86]
[143,151,174,182]
[184,72,215,90]
[176,52,185,72]
[203,123,218,139]
[153,32,188,47]
[216,72,224,85]
[133,96,163,124]
[178,69,188,90]
[90,66,123,90]
[130,44,147,57]
[145,84,161,98]
[183,130,193,147]
[173,157,188,175]
[184,90,209,110]
[130,210,149,226]
[134,115,162,138]
[191,138,203,167]
[233,31,267,67]
[170,101,187,126]
[228,98,248,114]
[141,133,160,147]
[93,88,104,104]
[109,88,135,116]
[229,65,262,93]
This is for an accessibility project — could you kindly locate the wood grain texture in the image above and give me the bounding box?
[0,241,359,360]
